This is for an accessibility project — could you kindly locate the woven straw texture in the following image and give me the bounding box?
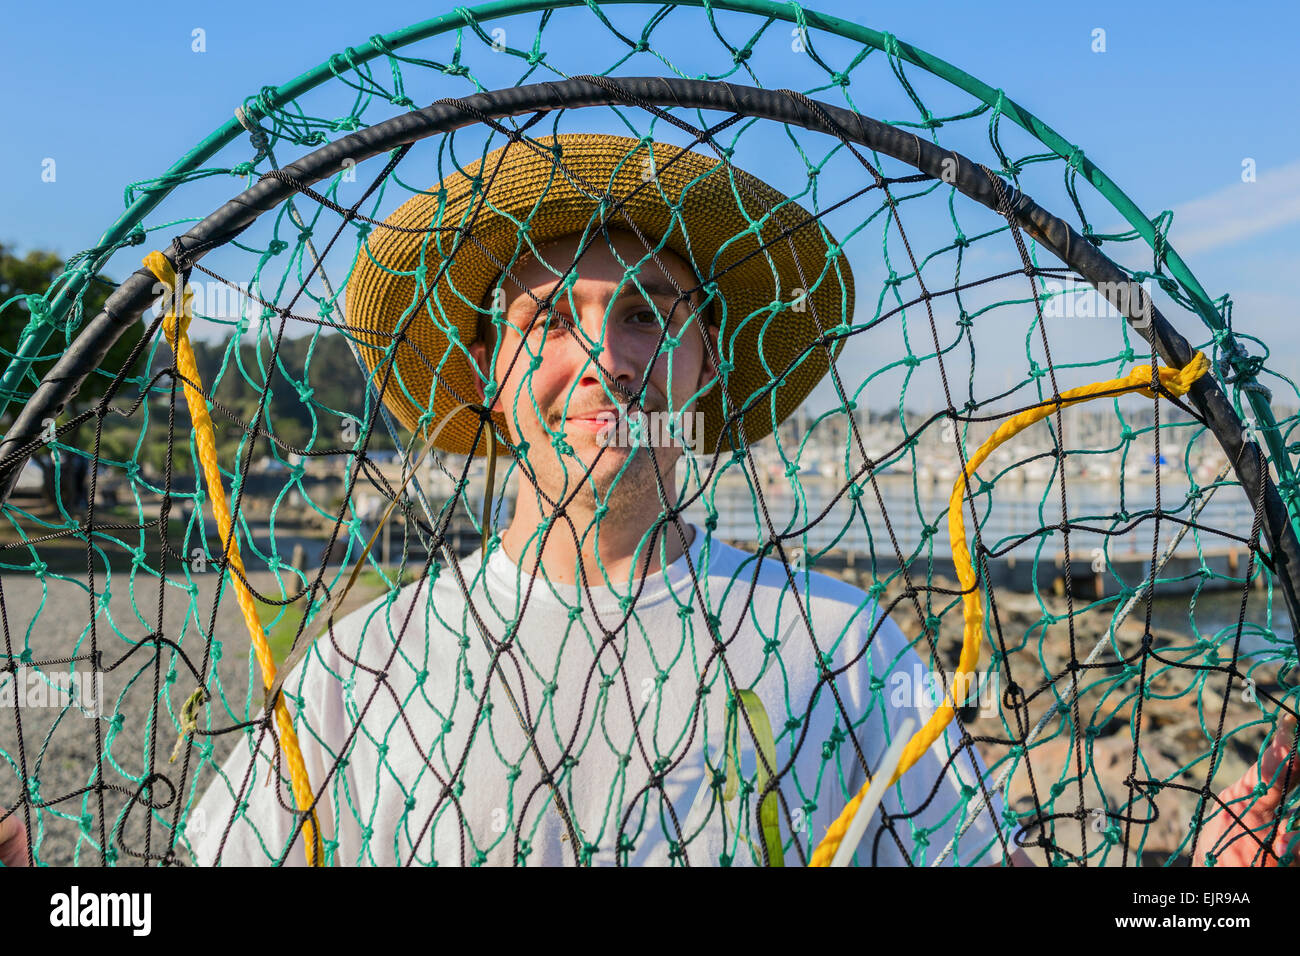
[346,133,854,456]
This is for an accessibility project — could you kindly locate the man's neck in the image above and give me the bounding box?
[496,497,695,586]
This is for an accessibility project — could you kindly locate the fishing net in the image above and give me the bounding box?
[2,1,1299,867]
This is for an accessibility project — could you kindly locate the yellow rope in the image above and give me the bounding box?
[144,251,323,867]
[809,351,1211,866]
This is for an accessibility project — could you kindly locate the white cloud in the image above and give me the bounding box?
[1168,160,1300,255]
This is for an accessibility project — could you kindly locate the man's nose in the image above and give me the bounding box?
[574,304,646,402]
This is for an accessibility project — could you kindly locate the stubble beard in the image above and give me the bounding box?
[542,435,674,527]
[532,389,680,531]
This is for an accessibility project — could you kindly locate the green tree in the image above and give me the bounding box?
[0,243,146,513]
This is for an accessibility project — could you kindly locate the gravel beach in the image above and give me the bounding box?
[2,566,1289,866]
[0,569,362,866]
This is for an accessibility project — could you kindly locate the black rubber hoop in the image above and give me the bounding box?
[3,74,1296,636]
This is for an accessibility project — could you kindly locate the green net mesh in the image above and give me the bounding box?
[2,1,1299,867]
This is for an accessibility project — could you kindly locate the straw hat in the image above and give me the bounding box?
[345,133,854,457]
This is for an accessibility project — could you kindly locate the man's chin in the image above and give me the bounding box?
[539,441,665,502]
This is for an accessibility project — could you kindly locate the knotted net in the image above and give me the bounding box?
[1,1,1298,867]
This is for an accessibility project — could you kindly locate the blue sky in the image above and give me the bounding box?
[2,0,1297,410]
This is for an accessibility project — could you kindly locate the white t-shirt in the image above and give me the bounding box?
[189,524,1008,866]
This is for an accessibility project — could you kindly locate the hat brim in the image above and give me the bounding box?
[346,133,854,458]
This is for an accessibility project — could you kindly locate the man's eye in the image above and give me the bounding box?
[629,308,664,327]
[531,311,571,336]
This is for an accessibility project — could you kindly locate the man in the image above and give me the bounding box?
[138,135,1300,867]
[176,134,1012,866]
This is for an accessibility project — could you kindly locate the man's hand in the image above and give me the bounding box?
[0,814,29,868]
[1197,715,1299,867]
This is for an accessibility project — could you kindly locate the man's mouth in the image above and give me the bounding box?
[564,409,620,432]
[559,405,665,436]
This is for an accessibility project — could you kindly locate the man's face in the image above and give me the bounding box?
[469,230,718,507]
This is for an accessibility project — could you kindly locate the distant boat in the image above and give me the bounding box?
[1194,460,1226,484]
[1024,460,1054,481]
